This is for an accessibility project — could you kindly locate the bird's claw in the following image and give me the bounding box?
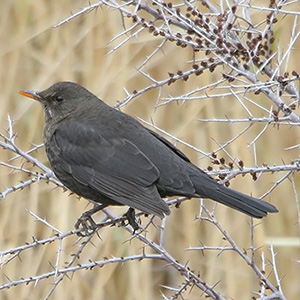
[121,208,141,233]
[75,212,98,236]
[74,204,107,236]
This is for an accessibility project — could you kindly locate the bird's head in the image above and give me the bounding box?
[19,81,96,122]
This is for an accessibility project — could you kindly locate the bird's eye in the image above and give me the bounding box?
[55,95,64,103]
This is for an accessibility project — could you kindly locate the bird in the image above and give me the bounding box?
[19,81,278,229]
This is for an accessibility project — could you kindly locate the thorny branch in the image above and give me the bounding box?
[56,0,300,121]
[0,206,287,300]
[1,0,300,299]
[0,113,293,299]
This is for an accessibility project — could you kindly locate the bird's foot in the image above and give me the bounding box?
[75,215,97,236]
[121,208,141,233]
[75,204,106,236]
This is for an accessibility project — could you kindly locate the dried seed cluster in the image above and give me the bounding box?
[125,0,298,94]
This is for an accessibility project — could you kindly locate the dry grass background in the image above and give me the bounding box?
[0,0,299,299]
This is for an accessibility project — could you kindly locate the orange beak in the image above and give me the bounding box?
[18,89,41,100]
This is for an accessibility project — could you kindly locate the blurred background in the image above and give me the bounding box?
[0,0,299,299]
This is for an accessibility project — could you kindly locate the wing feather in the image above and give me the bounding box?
[48,121,170,216]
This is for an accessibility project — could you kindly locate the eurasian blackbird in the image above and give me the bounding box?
[19,82,278,222]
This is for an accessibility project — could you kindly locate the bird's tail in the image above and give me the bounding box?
[192,175,278,218]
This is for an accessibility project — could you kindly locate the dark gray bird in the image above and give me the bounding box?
[19,81,278,222]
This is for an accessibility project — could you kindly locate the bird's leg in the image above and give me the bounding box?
[75,203,107,236]
[122,208,141,232]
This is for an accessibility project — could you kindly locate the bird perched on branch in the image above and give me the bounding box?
[19,82,278,230]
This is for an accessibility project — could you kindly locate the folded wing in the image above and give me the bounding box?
[48,120,170,217]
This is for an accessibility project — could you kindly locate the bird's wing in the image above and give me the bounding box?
[48,121,170,217]
[145,128,191,162]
